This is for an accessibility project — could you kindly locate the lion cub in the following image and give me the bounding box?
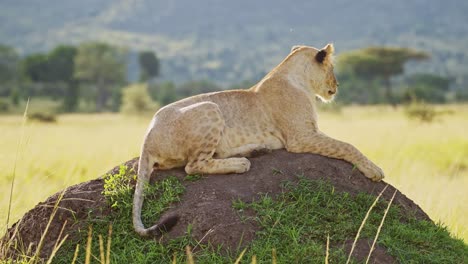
[133,44,385,236]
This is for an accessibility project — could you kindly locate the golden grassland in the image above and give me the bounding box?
[0,105,467,242]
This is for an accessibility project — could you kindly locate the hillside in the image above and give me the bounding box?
[2,150,467,263]
[1,0,468,86]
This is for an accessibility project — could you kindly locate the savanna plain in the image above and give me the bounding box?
[1,104,467,243]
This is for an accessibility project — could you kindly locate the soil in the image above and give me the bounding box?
[1,150,430,262]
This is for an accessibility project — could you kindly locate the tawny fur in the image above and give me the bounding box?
[133,44,385,236]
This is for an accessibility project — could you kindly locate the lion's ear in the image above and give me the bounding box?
[291,45,302,52]
[324,43,334,54]
[315,43,334,64]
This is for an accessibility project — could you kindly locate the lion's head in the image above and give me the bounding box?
[290,44,338,102]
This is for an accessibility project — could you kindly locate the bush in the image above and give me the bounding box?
[0,98,10,112]
[28,111,57,123]
[121,83,159,115]
[403,101,453,123]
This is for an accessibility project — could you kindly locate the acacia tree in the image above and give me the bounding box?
[404,73,451,103]
[138,51,160,82]
[74,42,127,111]
[19,45,79,110]
[48,45,78,111]
[20,53,49,82]
[339,47,429,105]
[0,44,19,84]
[0,44,19,102]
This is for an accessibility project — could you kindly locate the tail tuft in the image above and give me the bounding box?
[145,214,179,237]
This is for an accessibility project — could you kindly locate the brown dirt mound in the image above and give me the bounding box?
[1,150,430,262]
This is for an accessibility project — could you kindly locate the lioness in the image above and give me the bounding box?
[133,44,384,237]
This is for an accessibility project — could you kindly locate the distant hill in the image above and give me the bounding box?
[1,0,468,87]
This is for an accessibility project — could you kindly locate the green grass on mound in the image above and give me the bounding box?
[51,166,467,264]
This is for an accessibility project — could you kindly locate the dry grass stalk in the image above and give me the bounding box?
[365,189,398,264]
[99,235,105,263]
[346,184,388,264]
[186,246,194,264]
[272,248,277,264]
[325,233,330,264]
[53,220,67,251]
[234,248,247,264]
[85,226,93,264]
[192,228,214,251]
[5,99,29,231]
[45,234,68,264]
[106,223,112,264]
[71,244,80,264]
[45,220,69,264]
[32,190,66,264]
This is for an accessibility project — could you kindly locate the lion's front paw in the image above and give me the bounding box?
[357,161,385,182]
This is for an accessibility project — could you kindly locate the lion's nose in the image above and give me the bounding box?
[328,90,336,95]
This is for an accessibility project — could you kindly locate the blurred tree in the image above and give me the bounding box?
[20,53,62,100]
[148,81,177,106]
[0,44,20,104]
[121,83,158,115]
[48,45,79,111]
[111,87,123,112]
[335,72,383,104]
[177,80,221,98]
[74,42,127,112]
[20,53,50,82]
[10,87,20,106]
[0,44,19,84]
[402,73,451,103]
[138,51,160,82]
[20,46,80,110]
[339,47,429,106]
[48,45,77,82]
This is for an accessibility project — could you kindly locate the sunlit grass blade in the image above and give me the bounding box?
[1,216,24,258]
[52,220,67,251]
[46,234,68,264]
[346,184,388,264]
[272,248,277,264]
[366,189,398,264]
[71,244,80,264]
[32,189,66,264]
[106,223,112,264]
[85,226,93,264]
[45,220,69,264]
[186,246,194,264]
[325,233,330,264]
[233,248,247,264]
[99,234,105,263]
[5,98,29,231]
[193,228,214,251]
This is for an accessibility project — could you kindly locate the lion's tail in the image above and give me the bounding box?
[132,150,178,237]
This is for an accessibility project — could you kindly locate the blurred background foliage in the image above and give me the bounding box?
[0,0,467,114]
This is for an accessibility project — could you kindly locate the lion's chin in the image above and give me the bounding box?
[316,94,335,103]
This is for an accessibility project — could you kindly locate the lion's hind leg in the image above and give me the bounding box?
[179,101,251,175]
